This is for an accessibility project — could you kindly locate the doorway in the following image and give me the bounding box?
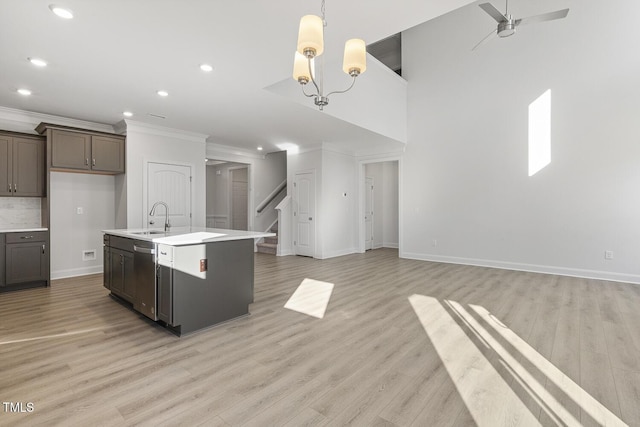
[205,161,250,230]
[365,176,374,250]
[361,160,399,252]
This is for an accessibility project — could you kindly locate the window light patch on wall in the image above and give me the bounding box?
[528,89,551,176]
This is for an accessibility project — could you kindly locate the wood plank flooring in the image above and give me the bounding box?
[1,249,639,426]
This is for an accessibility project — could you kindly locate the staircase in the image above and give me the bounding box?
[256,222,278,255]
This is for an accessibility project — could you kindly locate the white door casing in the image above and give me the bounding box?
[146,162,192,228]
[365,177,374,250]
[293,171,315,257]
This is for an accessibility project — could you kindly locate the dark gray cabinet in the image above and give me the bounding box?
[103,235,135,302]
[51,129,125,173]
[38,125,125,174]
[0,133,45,197]
[109,248,135,302]
[0,234,5,288]
[2,231,49,288]
[50,130,91,170]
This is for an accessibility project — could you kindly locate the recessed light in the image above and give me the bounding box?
[123,111,133,117]
[200,64,214,72]
[257,146,263,151]
[49,4,73,19]
[17,89,32,96]
[28,57,48,67]
[157,90,169,97]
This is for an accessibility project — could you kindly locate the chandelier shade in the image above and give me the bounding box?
[342,39,367,76]
[292,1,365,110]
[293,52,312,84]
[297,15,324,58]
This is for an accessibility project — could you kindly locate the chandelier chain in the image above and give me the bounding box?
[321,0,326,27]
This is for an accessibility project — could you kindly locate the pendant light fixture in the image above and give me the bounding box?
[292,0,367,111]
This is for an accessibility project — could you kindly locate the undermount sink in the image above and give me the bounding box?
[131,231,166,235]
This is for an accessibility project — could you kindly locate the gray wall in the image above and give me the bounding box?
[401,0,640,282]
[50,172,115,278]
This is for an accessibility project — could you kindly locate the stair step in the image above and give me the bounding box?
[257,242,277,255]
[264,236,278,245]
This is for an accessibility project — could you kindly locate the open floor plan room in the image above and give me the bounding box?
[1,249,639,426]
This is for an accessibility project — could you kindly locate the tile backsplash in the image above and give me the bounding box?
[0,197,42,229]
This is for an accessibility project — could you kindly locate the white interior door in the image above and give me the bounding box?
[147,162,192,228]
[294,171,315,257]
[365,177,374,250]
[230,167,248,230]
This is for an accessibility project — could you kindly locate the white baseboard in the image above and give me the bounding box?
[51,265,103,280]
[383,242,399,249]
[400,252,640,285]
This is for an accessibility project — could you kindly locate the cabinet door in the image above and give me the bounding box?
[0,136,12,196]
[92,136,124,173]
[122,250,135,302]
[110,249,124,294]
[156,265,172,324]
[103,246,111,290]
[51,130,91,170]
[0,234,5,287]
[6,241,47,284]
[13,137,44,197]
[109,248,134,302]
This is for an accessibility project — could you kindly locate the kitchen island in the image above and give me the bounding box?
[102,227,274,335]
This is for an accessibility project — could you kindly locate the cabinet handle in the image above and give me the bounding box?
[85,158,89,166]
[8,184,11,192]
[13,184,16,192]
[92,158,96,167]
[20,236,34,240]
[42,244,45,254]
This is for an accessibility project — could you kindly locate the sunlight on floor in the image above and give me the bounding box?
[408,295,627,426]
[284,278,334,319]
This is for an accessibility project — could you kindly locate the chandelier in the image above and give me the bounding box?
[292,0,367,110]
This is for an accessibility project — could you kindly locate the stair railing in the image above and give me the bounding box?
[256,179,287,214]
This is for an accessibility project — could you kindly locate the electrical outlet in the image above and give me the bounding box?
[432,239,437,247]
[76,207,83,215]
[605,250,613,260]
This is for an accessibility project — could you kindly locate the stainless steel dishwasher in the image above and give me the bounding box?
[133,241,157,320]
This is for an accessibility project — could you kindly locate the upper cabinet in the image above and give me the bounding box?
[0,133,45,197]
[36,123,125,175]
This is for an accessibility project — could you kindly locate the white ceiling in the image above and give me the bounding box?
[0,0,474,153]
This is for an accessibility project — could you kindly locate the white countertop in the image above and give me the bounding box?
[102,227,275,246]
[0,227,48,233]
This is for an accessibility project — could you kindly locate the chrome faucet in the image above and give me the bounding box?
[149,201,171,232]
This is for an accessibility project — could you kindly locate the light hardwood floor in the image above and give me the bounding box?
[1,249,639,426]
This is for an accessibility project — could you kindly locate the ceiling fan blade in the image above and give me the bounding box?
[479,3,508,23]
[472,28,498,51]
[516,8,569,26]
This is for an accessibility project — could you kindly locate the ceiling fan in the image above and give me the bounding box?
[473,0,569,50]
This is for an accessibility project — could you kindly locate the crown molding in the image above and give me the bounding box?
[0,106,115,134]
[206,142,265,160]
[122,119,208,143]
